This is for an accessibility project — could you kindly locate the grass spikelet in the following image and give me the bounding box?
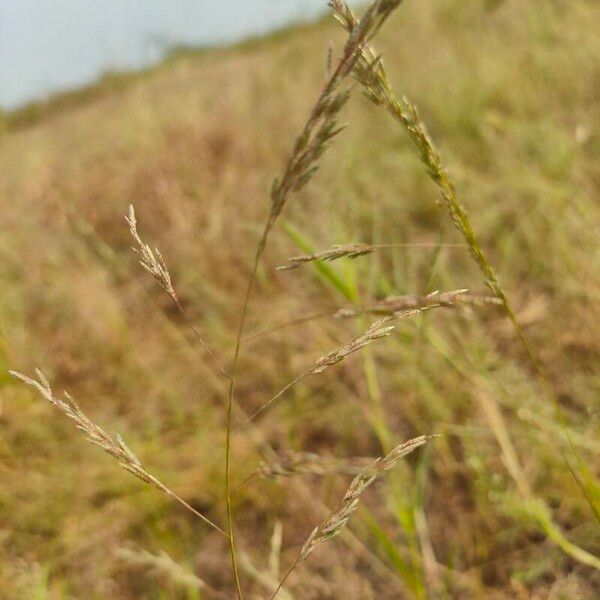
[276,241,466,271]
[334,289,501,319]
[276,243,375,270]
[125,204,176,301]
[266,0,404,237]
[310,316,395,374]
[269,435,432,599]
[125,204,227,376]
[248,317,395,421]
[10,369,227,536]
[300,436,430,560]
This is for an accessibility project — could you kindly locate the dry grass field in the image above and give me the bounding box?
[1,0,599,598]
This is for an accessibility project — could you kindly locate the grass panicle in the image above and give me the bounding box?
[248,316,395,421]
[10,369,227,536]
[310,316,395,374]
[125,204,177,302]
[242,288,499,344]
[266,0,404,241]
[334,289,501,319]
[126,204,227,376]
[269,435,431,599]
[276,243,376,270]
[276,242,466,271]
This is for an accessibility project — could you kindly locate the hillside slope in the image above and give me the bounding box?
[1,1,599,598]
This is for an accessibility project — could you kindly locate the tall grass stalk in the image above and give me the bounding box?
[9,0,594,595]
[275,241,465,271]
[223,2,407,595]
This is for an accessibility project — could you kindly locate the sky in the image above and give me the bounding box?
[0,1,361,110]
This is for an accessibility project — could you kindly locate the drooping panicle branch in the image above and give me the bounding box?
[276,243,376,270]
[300,435,432,560]
[10,369,227,536]
[247,317,395,421]
[125,204,227,376]
[276,241,466,271]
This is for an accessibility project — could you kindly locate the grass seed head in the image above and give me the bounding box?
[334,289,502,318]
[300,435,431,561]
[125,204,177,301]
[276,243,376,271]
[310,317,395,375]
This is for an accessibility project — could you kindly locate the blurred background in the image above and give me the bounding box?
[1,1,599,599]
[0,0,345,110]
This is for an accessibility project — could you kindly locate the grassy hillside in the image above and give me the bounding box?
[1,0,599,598]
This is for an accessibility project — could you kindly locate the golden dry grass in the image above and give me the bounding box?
[1,0,600,598]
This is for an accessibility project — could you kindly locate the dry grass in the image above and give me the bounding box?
[1,0,600,598]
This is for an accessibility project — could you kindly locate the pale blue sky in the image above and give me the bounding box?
[0,1,361,109]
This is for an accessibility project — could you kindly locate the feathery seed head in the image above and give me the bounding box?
[276,243,375,271]
[299,435,431,561]
[334,289,502,319]
[125,204,177,301]
[310,317,395,375]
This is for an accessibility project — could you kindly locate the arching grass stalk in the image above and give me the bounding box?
[329,0,532,362]
[222,2,408,596]
[331,0,600,526]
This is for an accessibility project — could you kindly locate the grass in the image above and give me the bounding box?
[1,0,600,598]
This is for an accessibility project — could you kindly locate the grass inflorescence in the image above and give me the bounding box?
[3,0,600,598]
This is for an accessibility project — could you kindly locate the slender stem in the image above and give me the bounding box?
[225,378,244,599]
[161,487,228,537]
[242,310,337,345]
[269,555,301,600]
[246,375,304,422]
[222,5,407,593]
[225,236,267,600]
[174,298,228,378]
